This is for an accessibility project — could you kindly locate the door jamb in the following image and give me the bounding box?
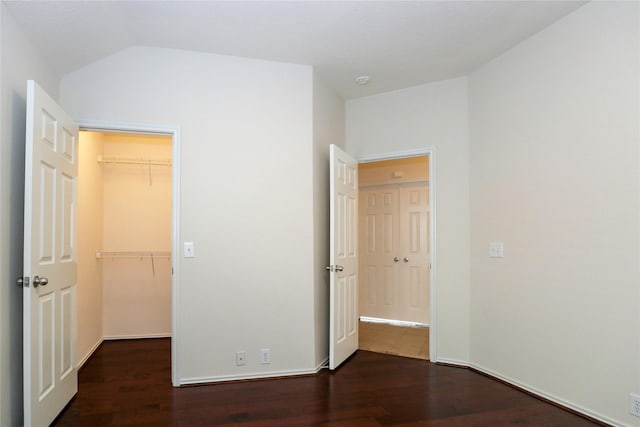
[356,147,437,362]
[77,120,181,386]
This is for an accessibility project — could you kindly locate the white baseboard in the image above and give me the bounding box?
[103,333,171,340]
[469,363,623,427]
[315,357,329,371]
[180,366,323,386]
[77,337,104,369]
[432,357,468,367]
[360,316,429,328]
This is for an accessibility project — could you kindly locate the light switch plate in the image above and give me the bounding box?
[489,242,504,258]
[184,242,195,258]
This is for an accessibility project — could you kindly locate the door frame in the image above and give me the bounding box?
[78,120,182,386]
[356,147,436,361]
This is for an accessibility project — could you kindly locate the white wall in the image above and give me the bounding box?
[312,73,345,367]
[346,77,470,363]
[76,131,104,366]
[0,4,60,425]
[468,2,639,425]
[101,133,172,339]
[60,47,316,382]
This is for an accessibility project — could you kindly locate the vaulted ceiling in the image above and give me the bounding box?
[4,1,586,99]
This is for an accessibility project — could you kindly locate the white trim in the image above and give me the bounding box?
[355,147,437,362]
[76,337,103,370]
[357,148,430,163]
[315,357,329,371]
[429,149,437,362]
[103,333,171,340]
[469,363,622,427]
[77,119,181,387]
[79,120,177,136]
[171,127,181,387]
[360,316,429,328]
[179,366,324,386]
[433,357,468,367]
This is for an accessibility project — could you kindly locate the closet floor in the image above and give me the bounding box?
[358,320,429,360]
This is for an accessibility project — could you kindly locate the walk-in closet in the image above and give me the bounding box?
[77,131,172,362]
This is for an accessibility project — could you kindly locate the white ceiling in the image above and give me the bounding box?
[4,0,586,99]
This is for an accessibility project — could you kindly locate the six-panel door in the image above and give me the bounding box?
[23,80,78,427]
[329,145,359,370]
[359,183,430,324]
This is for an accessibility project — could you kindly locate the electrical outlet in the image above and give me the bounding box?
[236,351,246,366]
[630,393,640,417]
[260,348,270,364]
[489,242,504,258]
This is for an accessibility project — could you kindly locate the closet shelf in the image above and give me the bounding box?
[97,155,172,167]
[95,251,171,260]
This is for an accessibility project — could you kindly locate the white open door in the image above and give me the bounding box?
[22,80,78,427]
[329,144,358,370]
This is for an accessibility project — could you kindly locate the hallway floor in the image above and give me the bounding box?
[358,320,429,360]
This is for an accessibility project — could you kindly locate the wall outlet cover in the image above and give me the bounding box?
[236,351,246,366]
[260,348,270,364]
[489,242,504,258]
[630,393,640,417]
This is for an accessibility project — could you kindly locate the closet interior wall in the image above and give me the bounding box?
[77,132,172,362]
[77,131,104,365]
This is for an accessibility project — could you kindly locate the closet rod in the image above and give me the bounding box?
[95,251,171,259]
[97,155,172,167]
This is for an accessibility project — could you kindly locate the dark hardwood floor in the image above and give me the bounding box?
[53,339,601,426]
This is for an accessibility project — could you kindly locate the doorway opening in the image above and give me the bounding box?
[357,155,431,361]
[76,126,179,384]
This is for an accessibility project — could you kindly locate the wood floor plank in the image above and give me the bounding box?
[53,338,602,426]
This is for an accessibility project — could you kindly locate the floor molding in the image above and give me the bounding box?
[77,338,104,370]
[360,316,429,328]
[103,333,171,340]
[315,357,329,371]
[468,363,614,427]
[180,367,324,386]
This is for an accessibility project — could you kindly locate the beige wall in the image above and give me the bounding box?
[468,2,639,425]
[76,131,104,366]
[346,77,470,364]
